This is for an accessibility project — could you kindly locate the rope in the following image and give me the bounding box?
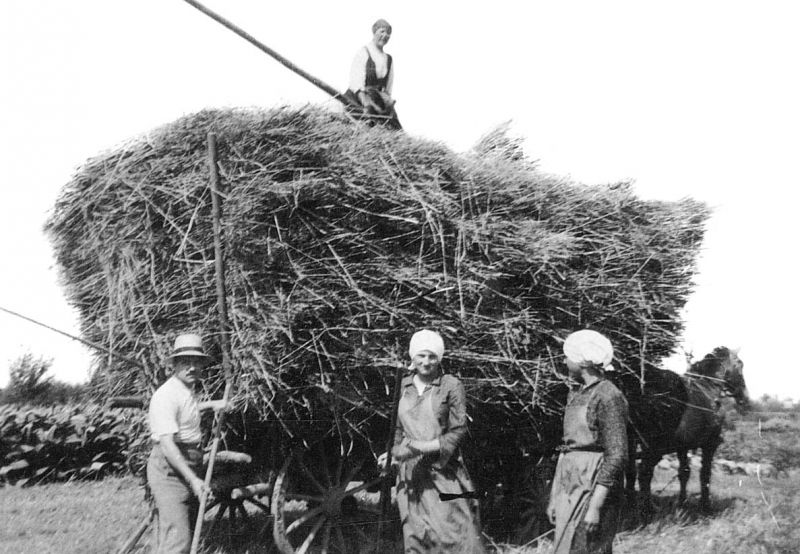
[0,305,144,369]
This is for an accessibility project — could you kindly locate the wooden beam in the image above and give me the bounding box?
[180,0,358,107]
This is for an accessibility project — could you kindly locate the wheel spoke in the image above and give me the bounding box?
[335,525,347,553]
[296,515,327,554]
[205,497,220,512]
[287,493,325,504]
[343,458,365,486]
[353,520,369,543]
[344,477,384,497]
[229,504,237,535]
[286,505,326,534]
[237,502,250,525]
[297,456,328,494]
[321,520,332,554]
[334,444,345,486]
[245,497,270,513]
[209,501,227,534]
[319,444,332,487]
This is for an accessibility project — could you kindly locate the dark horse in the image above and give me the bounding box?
[609,347,748,510]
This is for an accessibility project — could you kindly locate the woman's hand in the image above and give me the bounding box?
[547,502,557,525]
[392,444,415,461]
[406,439,440,455]
[377,451,401,469]
[583,484,608,535]
[583,505,601,535]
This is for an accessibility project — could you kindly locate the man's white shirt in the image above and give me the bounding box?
[149,376,201,443]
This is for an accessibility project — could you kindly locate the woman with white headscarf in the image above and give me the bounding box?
[547,330,628,554]
[378,329,484,553]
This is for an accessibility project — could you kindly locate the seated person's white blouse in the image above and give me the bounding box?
[349,42,394,95]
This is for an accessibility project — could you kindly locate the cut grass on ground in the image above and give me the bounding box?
[0,477,147,554]
[1,467,799,553]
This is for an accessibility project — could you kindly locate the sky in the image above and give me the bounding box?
[0,1,797,400]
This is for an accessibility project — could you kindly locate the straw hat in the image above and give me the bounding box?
[168,333,212,360]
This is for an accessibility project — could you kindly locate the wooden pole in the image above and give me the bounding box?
[190,133,235,554]
[376,355,405,546]
[180,0,358,108]
[115,509,154,554]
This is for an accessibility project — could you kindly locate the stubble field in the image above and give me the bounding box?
[2,464,798,554]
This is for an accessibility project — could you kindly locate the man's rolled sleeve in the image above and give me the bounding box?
[149,390,179,441]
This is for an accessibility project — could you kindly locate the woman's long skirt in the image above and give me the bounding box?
[550,451,621,554]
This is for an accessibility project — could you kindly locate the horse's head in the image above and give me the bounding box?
[712,346,749,411]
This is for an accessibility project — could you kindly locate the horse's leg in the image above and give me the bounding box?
[625,433,637,498]
[638,451,657,497]
[700,441,719,512]
[637,450,659,516]
[677,448,690,504]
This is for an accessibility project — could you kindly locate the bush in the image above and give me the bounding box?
[1,354,53,405]
[0,403,147,486]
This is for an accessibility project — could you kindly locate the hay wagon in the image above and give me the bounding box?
[114,362,557,554]
[51,107,709,552]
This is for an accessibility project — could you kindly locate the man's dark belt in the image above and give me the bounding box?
[153,440,203,466]
[556,445,604,453]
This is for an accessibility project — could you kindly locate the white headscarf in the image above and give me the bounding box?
[563,329,614,369]
[408,329,445,361]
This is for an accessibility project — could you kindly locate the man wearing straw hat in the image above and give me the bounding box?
[147,333,228,554]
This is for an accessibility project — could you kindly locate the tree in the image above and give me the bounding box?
[1,353,54,405]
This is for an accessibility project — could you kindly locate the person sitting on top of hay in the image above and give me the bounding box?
[344,18,402,130]
[147,333,229,554]
[548,330,628,554]
[378,330,485,553]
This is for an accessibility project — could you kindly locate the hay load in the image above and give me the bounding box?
[46,106,708,457]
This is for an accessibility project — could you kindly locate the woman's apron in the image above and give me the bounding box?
[551,387,617,554]
[395,384,483,553]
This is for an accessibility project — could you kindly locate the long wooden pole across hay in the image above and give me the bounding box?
[180,0,357,107]
[190,133,235,554]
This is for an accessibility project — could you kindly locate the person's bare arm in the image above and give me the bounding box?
[198,399,230,412]
[159,434,207,498]
[583,484,609,533]
[407,439,440,454]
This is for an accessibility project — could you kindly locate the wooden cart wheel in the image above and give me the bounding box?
[205,479,274,543]
[271,446,387,554]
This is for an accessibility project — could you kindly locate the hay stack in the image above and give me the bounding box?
[46,107,709,451]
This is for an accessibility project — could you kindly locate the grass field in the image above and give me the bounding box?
[1,464,798,554]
